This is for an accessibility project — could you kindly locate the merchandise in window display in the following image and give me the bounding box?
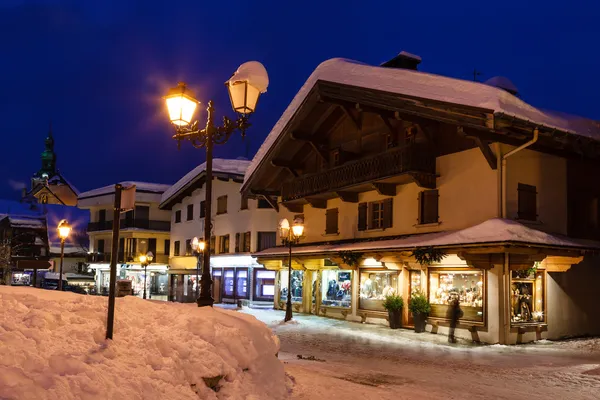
[320,270,352,308]
[410,270,422,296]
[428,270,484,322]
[279,270,304,303]
[510,269,544,323]
[223,270,235,297]
[359,270,399,311]
[236,270,248,298]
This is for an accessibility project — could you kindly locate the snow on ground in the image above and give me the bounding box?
[0,287,287,400]
[242,308,600,400]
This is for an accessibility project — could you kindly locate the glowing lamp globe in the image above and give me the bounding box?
[278,218,290,240]
[146,251,154,263]
[226,61,269,115]
[139,254,147,264]
[292,218,304,238]
[165,82,198,126]
[57,220,71,240]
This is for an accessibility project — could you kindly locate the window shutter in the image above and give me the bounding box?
[358,203,367,231]
[325,208,338,234]
[210,236,215,254]
[422,190,439,224]
[382,198,393,229]
[518,183,537,221]
[235,233,240,253]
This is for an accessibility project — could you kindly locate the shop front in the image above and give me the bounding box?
[90,263,169,300]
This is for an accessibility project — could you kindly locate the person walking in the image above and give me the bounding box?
[448,296,463,343]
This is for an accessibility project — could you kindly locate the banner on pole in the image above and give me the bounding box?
[120,185,136,212]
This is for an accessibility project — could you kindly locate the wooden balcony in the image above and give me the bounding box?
[281,143,436,203]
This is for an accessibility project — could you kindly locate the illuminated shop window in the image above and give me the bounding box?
[511,269,545,324]
[429,270,484,323]
[279,270,304,303]
[320,270,352,308]
[359,270,399,311]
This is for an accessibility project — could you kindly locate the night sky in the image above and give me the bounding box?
[0,1,598,199]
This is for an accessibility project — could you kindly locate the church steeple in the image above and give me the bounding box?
[39,122,57,178]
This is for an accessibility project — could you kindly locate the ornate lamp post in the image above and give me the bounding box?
[278,217,304,322]
[164,61,269,307]
[191,237,206,298]
[139,251,154,299]
[57,219,71,291]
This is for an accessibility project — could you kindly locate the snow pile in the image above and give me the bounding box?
[0,287,287,400]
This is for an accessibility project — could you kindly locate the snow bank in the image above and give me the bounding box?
[0,286,287,400]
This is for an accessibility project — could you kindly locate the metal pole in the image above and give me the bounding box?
[196,252,200,298]
[198,101,215,307]
[284,238,293,322]
[58,239,65,290]
[143,263,147,299]
[106,184,122,340]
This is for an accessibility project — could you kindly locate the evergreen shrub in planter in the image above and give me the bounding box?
[382,294,404,329]
[408,290,431,333]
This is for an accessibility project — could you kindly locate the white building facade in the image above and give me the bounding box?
[159,159,279,306]
[78,182,172,300]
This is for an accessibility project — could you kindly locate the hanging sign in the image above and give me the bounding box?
[120,185,136,212]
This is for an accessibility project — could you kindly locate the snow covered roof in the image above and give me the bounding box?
[78,182,171,200]
[0,215,46,229]
[254,219,600,258]
[243,57,600,189]
[160,158,250,208]
[47,172,80,196]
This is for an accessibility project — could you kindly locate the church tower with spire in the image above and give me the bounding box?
[27,124,79,206]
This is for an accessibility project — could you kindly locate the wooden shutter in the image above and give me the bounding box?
[245,232,251,252]
[325,208,339,234]
[382,198,393,229]
[358,203,367,231]
[518,183,537,221]
[420,190,439,224]
[210,236,216,254]
[235,233,240,253]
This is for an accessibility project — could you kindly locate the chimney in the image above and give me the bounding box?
[381,51,422,71]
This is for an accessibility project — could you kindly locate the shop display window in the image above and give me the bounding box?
[410,270,422,296]
[150,273,168,296]
[279,270,304,303]
[359,270,399,311]
[11,272,31,286]
[429,270,484,323]
[321,270,352,308]
[223,269,235,297]
[511,269,545,324]
[236,269,249,299]
[254,269,275,301]
[312,273,318,305]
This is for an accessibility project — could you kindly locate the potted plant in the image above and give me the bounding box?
[382,294,404,329]
[409,290,431,333]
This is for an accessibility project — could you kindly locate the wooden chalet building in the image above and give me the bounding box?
[242,52,600,344]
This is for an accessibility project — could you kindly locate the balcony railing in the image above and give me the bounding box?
[281,143,436,202]
[88,219,170,232]
[87,253,170,264]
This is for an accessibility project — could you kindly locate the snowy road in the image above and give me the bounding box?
[241,308,600,400]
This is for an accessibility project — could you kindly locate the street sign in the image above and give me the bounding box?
[120,185,136,212]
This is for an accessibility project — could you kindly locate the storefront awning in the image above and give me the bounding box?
[254,218,600,259]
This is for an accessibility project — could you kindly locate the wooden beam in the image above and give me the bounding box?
[306,197,327,209]
[291,131,329,163]
[260,195,279,212]
[379,114,395,134]
[371,182,396,196]
[311,103,337,133]
[341,105,361,130]
[472,137,498,170]
[271,159,300,177]
[282,202,304,213]
[409,172,437,189]
[335,191,359,203]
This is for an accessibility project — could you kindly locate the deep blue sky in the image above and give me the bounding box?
[0,0,598,199]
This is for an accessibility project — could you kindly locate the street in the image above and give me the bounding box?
[242,308,600,399]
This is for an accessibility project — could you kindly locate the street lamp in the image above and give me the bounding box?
[164,61,269,308]
[279,217,304,322]
[191,236,206,299]
[139,251,154,299]
[57,219,71,291]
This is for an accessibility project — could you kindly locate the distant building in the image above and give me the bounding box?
[78,182,171,299]
[27,125,79,206]
[159,159,278,306]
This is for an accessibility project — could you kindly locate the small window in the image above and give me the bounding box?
[370,201,384,229]
[241,195,249,210]
[242,231,251,252]
[174,241,181,256]
[358,199,393,230]
[97,239,105,254]
[219,235,230,254]
[210,236,216,254]
[164,239,170,256]
[186,204,193,221]
[325,208,339,234]
[217,196,228,215]
[175,210,181,223]
[98,209,106,223]
[518,183,537,221]
[419,190,439,224]
[200,201,206,218]
[185,239,192,256]
[257,232,276,251]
